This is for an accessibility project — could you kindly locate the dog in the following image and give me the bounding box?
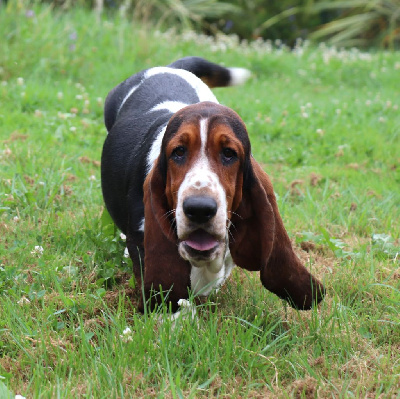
[101,57,325,312]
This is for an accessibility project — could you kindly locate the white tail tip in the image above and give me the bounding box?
[228,67,252,86]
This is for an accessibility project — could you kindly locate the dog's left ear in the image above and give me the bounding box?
[141,159,191,312]
[229,158,325,309]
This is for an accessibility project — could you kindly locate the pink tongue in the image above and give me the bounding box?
[184,230,219,251]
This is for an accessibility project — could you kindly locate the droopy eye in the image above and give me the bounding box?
[221,147,237,164]
[171,146,186,161]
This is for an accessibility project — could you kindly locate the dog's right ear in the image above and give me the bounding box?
[229,158,325,310]
[141,159,191,312]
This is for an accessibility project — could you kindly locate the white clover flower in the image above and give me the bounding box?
[69,126,77,132]
[168,299,198,325]
[31,246,44,257]
[57,92,64,100]
[316,129,324,136]
[122,327,131,334]
[120,233,126,241]
[177,299,191,308]
[76,94,83,100]
[17,296,31,306]
[15,395,27,399]
[120,327,133,342]
[17,77,24,86]
[88,175,96,181]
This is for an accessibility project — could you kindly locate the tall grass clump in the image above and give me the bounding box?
[309,0,400,49]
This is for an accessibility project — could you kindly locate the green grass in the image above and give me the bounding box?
[1,2,399,398]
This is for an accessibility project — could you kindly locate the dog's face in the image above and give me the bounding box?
[160,102,250,272]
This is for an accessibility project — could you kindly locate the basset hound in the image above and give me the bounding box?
[101,57,325,312]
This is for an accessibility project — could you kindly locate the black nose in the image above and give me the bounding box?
[183,196,218,224]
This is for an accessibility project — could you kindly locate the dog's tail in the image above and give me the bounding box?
[168,57,251,88]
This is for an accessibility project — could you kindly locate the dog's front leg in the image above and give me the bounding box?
[126,230,145,282]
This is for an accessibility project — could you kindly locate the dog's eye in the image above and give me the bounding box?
[171,146,186,161]
[221,148,237,164]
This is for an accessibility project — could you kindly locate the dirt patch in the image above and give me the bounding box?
[300,241,316,252]
[99,272,142,312]
[310,173,322,187]
[79,156,100,168]
[3,131,29,143]
[289,179,305,196]
[350,202,357,211]
[291,376,317,399]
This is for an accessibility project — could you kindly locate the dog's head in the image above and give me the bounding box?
[159,102,249,272]
[143,102,324,309]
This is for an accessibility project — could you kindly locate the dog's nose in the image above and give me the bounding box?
[183,196,218,224]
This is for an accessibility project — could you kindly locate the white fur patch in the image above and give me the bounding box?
[199,118,208,155]
[146,126,166,174]
[150,101,189,114]
[145,67,219,103]
[117,83,140,115]
[138,218,145,232]
[190,249,235,296]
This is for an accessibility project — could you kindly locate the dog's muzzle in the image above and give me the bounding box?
[180,195,222,257]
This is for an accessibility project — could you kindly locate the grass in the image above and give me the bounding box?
[1,2,399,398]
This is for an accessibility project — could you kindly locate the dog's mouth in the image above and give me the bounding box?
[182,229,220,252]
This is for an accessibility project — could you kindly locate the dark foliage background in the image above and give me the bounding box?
[2,0,400,48]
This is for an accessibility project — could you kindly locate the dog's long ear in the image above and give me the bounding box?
[229,158,325,309]
[141,159,191,312]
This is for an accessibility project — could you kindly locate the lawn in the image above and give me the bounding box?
[0,3,399,398]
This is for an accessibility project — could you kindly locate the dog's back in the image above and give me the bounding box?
[104,57,250,132]
[101,57,250,235]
